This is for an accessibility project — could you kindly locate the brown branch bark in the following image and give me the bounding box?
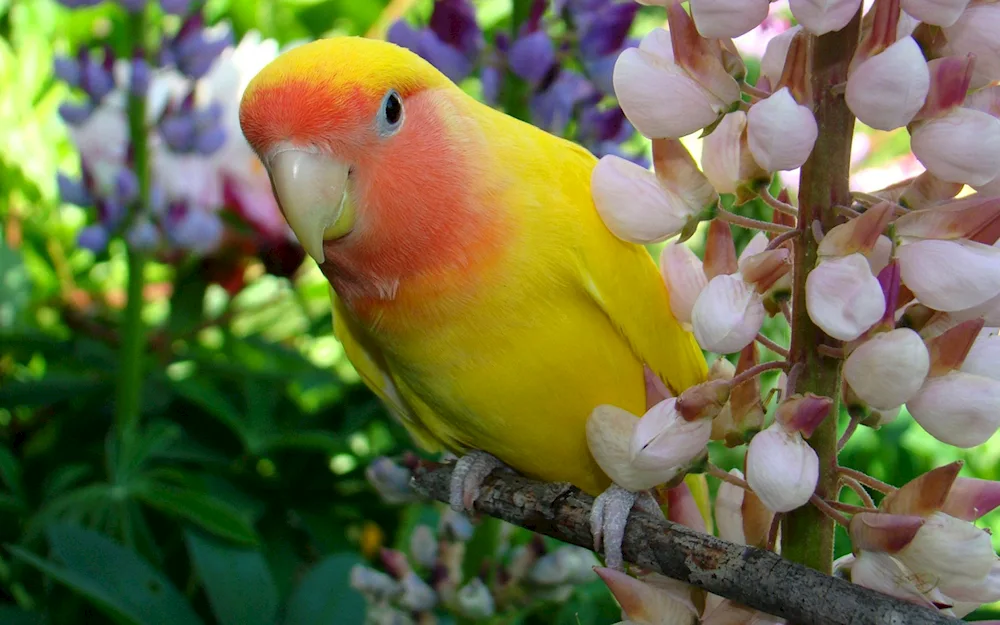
[411,462,962,625]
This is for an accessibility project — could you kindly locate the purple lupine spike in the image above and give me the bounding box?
[577,1,639,60]
[148,183,168,215]
[58,102,94,125]
[180,31,233,79]
[386,20,425,53]
[130,57,151,97]
[160,114,197,152]
[118,0,147,12]
[495,32,511,54]
[77,224,109,253]
[53,56,81,86]
[57,173,93,207]
[160,0,191,14]
[429,0,482,58]
[530,70,599,135]
[508,31,557,85]
[126,219,161,251]
[419,30,475,82]
[194,125,226,155]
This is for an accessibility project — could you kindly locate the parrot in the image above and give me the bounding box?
[238,35,708,565]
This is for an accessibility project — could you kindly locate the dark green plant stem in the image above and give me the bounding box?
[115,10,150,448]
[782,11,863,574]
[501,0,534,121]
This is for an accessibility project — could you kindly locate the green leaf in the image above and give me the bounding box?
[0,229,31,329]
[282,553,366,625]
[9,523,203,625]
[184,529,278,625]
[0,443,24,500]
[263,431,345,455]
[133,481,258,546]
[0,373,112,408]
[0,606,47,625]
[169,377,248,442]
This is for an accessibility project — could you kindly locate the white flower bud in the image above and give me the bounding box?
[806,253,886,341]
[910,107,1000,186]
[942,3,1000,88]
[761,26,802,85]
[907,371,1000,448]
[846,37,930,131]
[630,398,713,472]
[746,422,819,513]
[844,329,931,410]
[962,332,1000,382]
[789,0,863,35]
[592,155,699,244]
[901,0,970,27]
[660,242,708,326]
[690,0,771,39]
[896,512,998,600]
[747,88,819,172]
[456,578,495,619]
[897,238,1000,312]
[714,469,747,544]
[691,273,766,354]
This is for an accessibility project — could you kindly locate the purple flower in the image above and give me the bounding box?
[530,70,599,135]
[79,51,115,102]
[508,31,557,86]
[130,57,151,97]
[53,56,80,85]
[428,0,482,58]
[57,173,93,207]
[578,105,627,143]
[160,113,197,152]
[167,204,223,253]
[195,126,226,155]
[126,219,161,251]
[387,21,424,52]
[98,197,126,228]
[169,15,232,79]
[481,65,503,105]
[576,1,639,60]
[59,102,94,125]
[115,168,140,205]
[78,224,109,253]
[160,0,190,14]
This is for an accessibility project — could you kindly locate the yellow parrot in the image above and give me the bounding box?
[239,36,707,559]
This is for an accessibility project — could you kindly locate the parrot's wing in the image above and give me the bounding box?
[330,288,444,452]
[579,240,708,395]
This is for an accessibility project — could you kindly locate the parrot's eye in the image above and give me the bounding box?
[377,90,404,136]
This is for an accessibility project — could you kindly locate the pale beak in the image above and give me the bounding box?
[267,149,354,263]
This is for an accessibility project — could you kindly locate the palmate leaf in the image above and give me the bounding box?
[133,480,259,546]
[8,523,203,625]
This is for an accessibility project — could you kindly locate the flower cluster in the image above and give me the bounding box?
[387,0,651,166]
[54,1,303,289]
[576,0,999,621]
[360,457,602,623]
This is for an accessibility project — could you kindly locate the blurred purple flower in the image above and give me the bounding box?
[168,14,233,79]
[57,173,93,207]
[115,168,140,205]
[98,197,126,228]
[530,70,598,135]
[59,102,94,125]
[130,57,151,97]
[508,31,557,85]
[78,224,109,253]
[428,0,482,57]
[576,1,639,60]
[126,219,161,251]
[80,50,115,101]
[161,0,191,14]
[167,203,223,253]
[481,65,503,105]
[54,56,80,85]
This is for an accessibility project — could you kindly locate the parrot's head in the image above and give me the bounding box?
[240,36,499,294]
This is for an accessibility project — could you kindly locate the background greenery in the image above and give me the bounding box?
[0,0,997,623]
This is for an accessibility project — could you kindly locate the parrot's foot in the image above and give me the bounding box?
[590,484,660,571]
[449,450,508,514]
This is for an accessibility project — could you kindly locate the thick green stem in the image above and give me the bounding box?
[114,11,151,447]
[781,12,862,574]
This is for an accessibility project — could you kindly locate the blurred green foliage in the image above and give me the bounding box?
[0,0,997,623]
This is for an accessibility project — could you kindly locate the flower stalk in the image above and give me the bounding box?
[115,9,151,448]
[781,7,863,574]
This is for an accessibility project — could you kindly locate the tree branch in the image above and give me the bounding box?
[411,462,962,625]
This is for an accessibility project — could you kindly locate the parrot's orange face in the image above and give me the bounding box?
[239,37,506,307]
